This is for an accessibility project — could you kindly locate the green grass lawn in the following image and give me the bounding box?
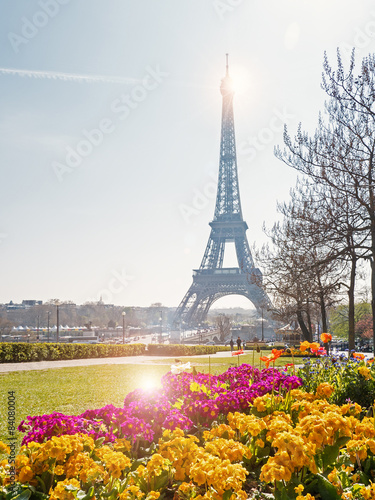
[0,353,297,445]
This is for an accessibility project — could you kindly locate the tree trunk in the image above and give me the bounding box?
[296,309,312,341]
[372,256,375,356]
[348,252,357,354]
[305,302,313,340]
[320,291,328,333]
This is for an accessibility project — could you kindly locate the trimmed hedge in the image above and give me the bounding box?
[146,344,229,356]
[0,342,146,363]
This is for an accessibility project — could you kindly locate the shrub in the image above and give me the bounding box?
[146,344,229,356]
[0,342,146,363]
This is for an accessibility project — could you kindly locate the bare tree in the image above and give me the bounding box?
[275,50,375,352]
[0,317,14,341]
[216,315,231,342]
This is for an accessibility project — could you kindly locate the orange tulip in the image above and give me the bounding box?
[271,348,283,359]
[300,341,311,352]
[320,332,332,344]
[231,349,244,356]
[260,349,283,368]
[300,341,321,352]
[309,342,320,353]
[353,352,365,360]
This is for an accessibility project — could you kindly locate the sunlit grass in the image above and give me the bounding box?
[0,364,170,444]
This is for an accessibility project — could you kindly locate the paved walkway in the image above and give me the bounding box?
[0,350,236,373]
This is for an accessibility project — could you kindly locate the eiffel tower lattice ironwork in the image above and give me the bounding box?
[174,55,272,327]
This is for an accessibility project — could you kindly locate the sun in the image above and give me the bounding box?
[228,64,251,95]
[140,376,159,392]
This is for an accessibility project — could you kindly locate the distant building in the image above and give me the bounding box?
[5,299,43,311]
[22,300,43,307]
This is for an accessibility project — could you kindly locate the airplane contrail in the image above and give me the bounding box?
[0,67,141,85]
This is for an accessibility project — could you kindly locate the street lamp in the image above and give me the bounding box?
[47,311,50,343]
[56,300,60,343]
[122,311,126,344]
[261,307,264,342]
[159,312,163,343]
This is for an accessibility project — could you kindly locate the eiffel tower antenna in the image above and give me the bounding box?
[173,56,272,330]
[226,53,229,75]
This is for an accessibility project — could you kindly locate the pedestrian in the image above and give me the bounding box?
[229,338,234,351]
[237,336,242,350]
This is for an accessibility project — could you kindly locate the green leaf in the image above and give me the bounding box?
[154,471,169,491]
[13,490,32,500]
[358,471,370,486]
[101,489,118,498]
[364,456,375,476]
[315,473,341,500]
[77,487,95,500]
[222,489,233,500]
[322,444,340,469]
[335,436,350,448]
[35,476,46,493]
[130,459,146,471]
[65,484,79,492]
[94,437,105,447]
[274,485,294,500]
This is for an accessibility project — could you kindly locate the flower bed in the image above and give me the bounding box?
[2,348,375,500]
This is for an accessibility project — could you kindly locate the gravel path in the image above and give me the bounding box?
[0,350,235,373]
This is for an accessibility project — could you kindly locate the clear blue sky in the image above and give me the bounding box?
[0,0,373,308]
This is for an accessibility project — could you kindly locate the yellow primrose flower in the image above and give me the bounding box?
[227,412,267,437]
[145,453,171,477]
[203,424,235,441]
[252,396,267,413]
[346,439,368,463]
[0,442,10,455]
[260,453,293,483]
[49,478,81,500]
[315,383,334,399]
[119,485,144,500]
[54,465,65,476]
[204,438,252,462]
[113,438,132,453]
[158,433,199,481]
[358,366,371,380]
[294,484,304,495]
[18,465,34,483]
[145,492,160,500]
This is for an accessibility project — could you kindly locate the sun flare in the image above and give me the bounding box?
[228,65,251,95]
[140,377,159,392]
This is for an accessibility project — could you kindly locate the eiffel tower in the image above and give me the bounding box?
[174,55,272,328]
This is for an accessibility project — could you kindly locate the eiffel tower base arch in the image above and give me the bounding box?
[172,270,270,330]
